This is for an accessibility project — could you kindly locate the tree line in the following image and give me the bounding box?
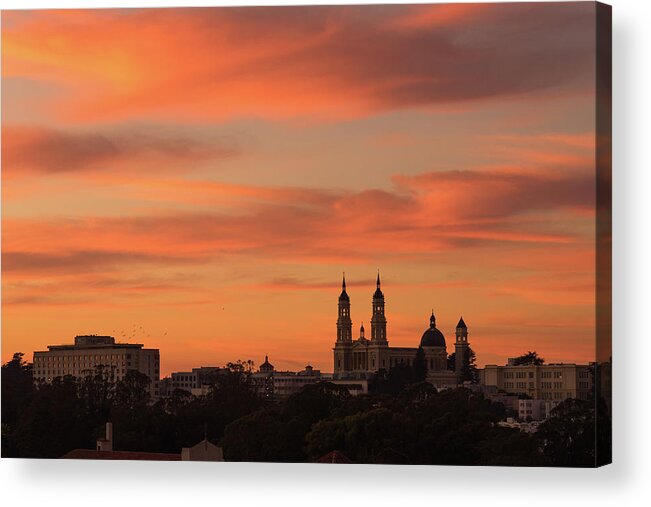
[2,351,609,466]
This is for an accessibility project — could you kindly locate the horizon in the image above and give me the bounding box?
[20,271,593,377]
[2,3,599,376]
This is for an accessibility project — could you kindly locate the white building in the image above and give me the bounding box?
[480,362,592,401]
[181,439,224,461]
[32,335,160,397]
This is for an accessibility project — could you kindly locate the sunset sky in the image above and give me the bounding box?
[2,3,600,375]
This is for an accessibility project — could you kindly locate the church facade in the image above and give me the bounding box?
[333,274,469,387]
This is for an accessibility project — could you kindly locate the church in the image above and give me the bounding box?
[333,273,469,388]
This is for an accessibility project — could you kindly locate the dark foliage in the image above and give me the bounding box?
[2,352,607,466]
[511,351,545,366]
[1,353,260,458]
[2,353,35,455]
[447,347,479,383]
[537,398,608,467]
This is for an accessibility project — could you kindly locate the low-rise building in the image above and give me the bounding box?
[518,399,559,421]
[480,363,592,402]
[32,335,160,397]
[169,366,227,393]
[62,422,223,461]
[251,357,369,399]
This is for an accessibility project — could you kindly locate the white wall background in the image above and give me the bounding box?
[0,0,649,505]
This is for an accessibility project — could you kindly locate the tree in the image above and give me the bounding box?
[223,382,350,462]
[460,348,480,383]
[511,351,544,366]
[478,427,549,466]
[413,346,427,382]
[369,364,414,395]
[114,370,151,411]
[14,376,92,458]
[1,353,35,456]
[306,408,406,464]
[448,348,479,383]
[537,398,597,467]
[77,365,115,424]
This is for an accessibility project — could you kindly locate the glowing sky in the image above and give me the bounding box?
[2,3,600,375]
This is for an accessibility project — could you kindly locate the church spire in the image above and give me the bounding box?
[339,272,349,302]
[371,270,387,343]
[336,273,352,343]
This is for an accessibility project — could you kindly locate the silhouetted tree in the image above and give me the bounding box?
[478,427,549,466]
[1,353,35,456]
[78,366,114,425]
[413,347,427,382]
[14,376,92,458]
[537,398,596,467]
[114,371,151,411]
[306,408,406,464]
[448,348,479,383]
[369,364,417,395]
[512,351,544,366]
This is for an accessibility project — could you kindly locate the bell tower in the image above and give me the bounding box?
[455,316,469,378]
[370,272,387,344]
[336,274,352,343]
[334,273,353,376]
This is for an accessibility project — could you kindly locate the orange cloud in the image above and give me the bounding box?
[3,3,596,123]
[2,124,242,176]
[1,4,601,373]
[3,166,595,275]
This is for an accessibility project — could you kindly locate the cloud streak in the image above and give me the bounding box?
[3,166,595,275]
[2,3,596,123]
[2,125,242,174]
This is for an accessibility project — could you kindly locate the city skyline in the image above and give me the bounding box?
[22,271,592,377]
[2,3,599,375]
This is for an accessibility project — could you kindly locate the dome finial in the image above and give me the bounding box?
[430,310,436,327]
[342,272,346,290]
[376,269,381,288]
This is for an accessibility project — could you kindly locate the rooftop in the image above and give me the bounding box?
[61,449,181,461]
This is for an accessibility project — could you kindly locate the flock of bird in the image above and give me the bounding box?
[111,324,167,342]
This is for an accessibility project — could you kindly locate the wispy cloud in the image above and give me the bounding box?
[2,3,595,123]
[2,125,242,174]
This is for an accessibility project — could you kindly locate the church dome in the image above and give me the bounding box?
[420,312,446,347]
